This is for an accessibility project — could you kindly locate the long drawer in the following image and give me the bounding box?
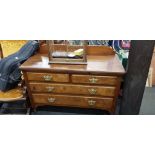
[29,83,116,97]
[27,72,69,83]
[32,94,114,110]
[72,74,118,85]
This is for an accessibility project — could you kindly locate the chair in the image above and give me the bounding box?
[0,40,27,57]
[0,42,29,114]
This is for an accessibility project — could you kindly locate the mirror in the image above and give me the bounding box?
[48,40,87,64]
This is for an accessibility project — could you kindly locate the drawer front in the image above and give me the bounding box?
[27,72,69,83]
[29,83,116,97]
[72,74,118,85]
[32,94,114,110]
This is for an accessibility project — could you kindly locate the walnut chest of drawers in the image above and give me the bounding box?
[20,53,125,114]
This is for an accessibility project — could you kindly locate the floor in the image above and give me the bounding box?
[0,87,155,115]
[139,86,155,115]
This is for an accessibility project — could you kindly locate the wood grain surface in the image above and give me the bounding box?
[29,82,116,97]
[20,54,125,76]
[32,94,114,111]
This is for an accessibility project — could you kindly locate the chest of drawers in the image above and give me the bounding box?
[20,52,125,114]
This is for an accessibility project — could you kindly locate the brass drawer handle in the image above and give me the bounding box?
[89,77,98,83]
[43,75,52,81]
[88,88,97,95]
[48,97,55,103]
[88,100,96,106]
[46,86,55,92]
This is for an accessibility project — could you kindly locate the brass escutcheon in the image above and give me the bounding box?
[43,75,52,81]
[89,77,98,83]
[88,88,97,95]
[88,100,96,106]
[48,97,55,103]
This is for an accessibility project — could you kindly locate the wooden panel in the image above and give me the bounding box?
[27,72,69,83]
[86,45,115,55]
[20,54,125,76]
[32,94,114,110]
[72,74,117,85]
[38,43,115,55]
[38,42,49,54]
[29,83,116,97]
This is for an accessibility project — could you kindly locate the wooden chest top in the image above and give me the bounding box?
[20,54,125,76]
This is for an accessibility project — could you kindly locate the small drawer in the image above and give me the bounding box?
[27,72,69,83]
[29,83,116,97]
[72,74,118,85]
[32,94,114,110]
